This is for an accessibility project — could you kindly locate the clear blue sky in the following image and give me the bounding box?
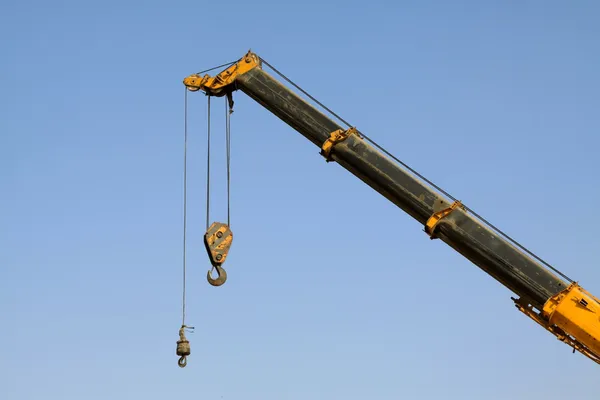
[2,1,599,399]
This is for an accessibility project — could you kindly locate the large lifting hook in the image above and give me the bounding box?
[201,92,234,287]
[204,222,233,286]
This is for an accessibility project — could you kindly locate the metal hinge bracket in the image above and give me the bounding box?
[424,200,465,239]
[320,127,358,162]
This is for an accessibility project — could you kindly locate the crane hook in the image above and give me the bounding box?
[176,325,192,368]
[204,222,233,286]
[207,264,228,286]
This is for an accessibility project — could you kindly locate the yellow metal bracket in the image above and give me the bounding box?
[424,200,465,239]
[320,127,357,162]
[183,50,261,97]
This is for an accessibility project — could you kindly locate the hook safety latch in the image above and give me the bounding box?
[204,222,233,286]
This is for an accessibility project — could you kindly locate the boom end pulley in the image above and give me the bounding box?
[183,50,261,96]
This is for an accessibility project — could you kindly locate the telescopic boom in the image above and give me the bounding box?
[183,50,600,365]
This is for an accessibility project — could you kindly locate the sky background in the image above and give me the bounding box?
[2,1,600,399]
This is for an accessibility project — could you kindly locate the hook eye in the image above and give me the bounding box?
[178,356,187,368]
[207,265,227,286]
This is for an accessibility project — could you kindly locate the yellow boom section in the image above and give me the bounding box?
[544,283,600,361]
[516,282,600,364]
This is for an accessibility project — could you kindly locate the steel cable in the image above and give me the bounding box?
[182,88,189,325]
[196,60,239,75]
[225,98,232,227]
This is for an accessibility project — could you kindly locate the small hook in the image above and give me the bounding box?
[178,355,187,368]
[207,264,227,286]
[176,324,192,368]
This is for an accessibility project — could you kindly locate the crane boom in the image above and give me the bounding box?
[183,51,600,365]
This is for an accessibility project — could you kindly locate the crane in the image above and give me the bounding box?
[181,50,600,367]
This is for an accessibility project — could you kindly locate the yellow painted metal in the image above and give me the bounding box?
[514,282,600,365]
[424,200,465,239]
[320,127,358,162]
[543,282,600,361]
[183,50,261,96]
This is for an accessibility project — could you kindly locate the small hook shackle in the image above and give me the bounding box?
[207,264,227,286]
[176,324,192,368]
